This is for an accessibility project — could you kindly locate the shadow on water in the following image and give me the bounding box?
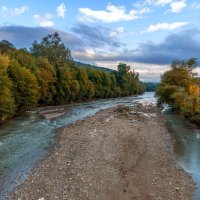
[0,92,156,199]
[164,112,200,200]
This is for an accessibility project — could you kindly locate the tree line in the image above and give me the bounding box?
[0,32,144,123]
[156,58,200,125]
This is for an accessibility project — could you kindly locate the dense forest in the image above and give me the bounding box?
[143,82,158,91]
[0,32,144,123]
[156,58,200,125]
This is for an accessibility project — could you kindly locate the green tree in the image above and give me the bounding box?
[156,58,198,107]
[156,58,200,124]
[8,59,39,112]
[0,40,16,54]
[117,62,130,75]
[35,57,56,105]
[77,68,94,100]
[31,32,72,68]
[114,63,144,96]
[0,55,16,121]
[11,49,37,73]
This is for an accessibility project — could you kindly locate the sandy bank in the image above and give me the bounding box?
[7,104,195,200]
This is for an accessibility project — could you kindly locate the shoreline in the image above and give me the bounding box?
[6,104,195,200]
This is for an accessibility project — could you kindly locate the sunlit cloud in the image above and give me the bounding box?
[168,0,186,13]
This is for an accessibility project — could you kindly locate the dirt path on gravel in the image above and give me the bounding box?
[7,104,195,200]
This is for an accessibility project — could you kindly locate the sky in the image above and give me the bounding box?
[0,0,200,82]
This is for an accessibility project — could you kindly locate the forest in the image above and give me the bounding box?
[156,58,200,125]
[0,32,144,123]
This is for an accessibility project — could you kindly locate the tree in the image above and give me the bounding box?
[8,59,39,112]
[30,32,72,68]
[0,55,16,122]
[0,40,16,54]
[156,58,200,124]
[114,63,144,96]
[156,58,198,106]
[117,62,130,75]
[35,57,56,105]
[11,48,37,73]
[77,68,94,100]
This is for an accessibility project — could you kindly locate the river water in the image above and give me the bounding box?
[165,113,200,200]
[0,92,199,199]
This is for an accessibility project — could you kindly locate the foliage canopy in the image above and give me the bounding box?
[0,33,144,123]
[156,58,200,124]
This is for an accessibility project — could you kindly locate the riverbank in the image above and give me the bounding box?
[6,104,195,200]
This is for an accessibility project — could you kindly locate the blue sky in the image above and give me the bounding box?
[0,0,200,81]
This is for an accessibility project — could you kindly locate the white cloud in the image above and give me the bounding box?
[110,27,124,37]
[2,5,29,17]
[150,0,173,6]
[79,3,150,23]
[33,13,55,27]
[142,21,188,33]
[169,0,186,12]
[134,0,173,7]
[135,0,186,13]
[56,3,66,18]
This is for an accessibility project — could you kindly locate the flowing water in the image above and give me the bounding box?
[0,92,156,199]
[0,92,200,200]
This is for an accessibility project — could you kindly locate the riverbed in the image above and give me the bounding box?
[0,92,155,199]
[0,92,199,199]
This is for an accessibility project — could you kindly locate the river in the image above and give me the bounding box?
[165,112,200,200]
[0,92,199,199]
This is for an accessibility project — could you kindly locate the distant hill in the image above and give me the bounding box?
[75,61,114,73]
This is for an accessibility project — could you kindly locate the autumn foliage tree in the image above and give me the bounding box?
[0,55,16,122]
[156,58,200,124]
[0,34,144,122]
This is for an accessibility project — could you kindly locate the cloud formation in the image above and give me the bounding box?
[0,26,83,49]
[109,27,124,37]
[79,3,150,23]
[33,13,55,27]
[57,3,66,18]
[169,0,186,13]
[135,0,186,13]
[72,29,200,66]
[146,0,173,6]
[72,23,124,49]
[142,21,188,33]
[2,5,29,17]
